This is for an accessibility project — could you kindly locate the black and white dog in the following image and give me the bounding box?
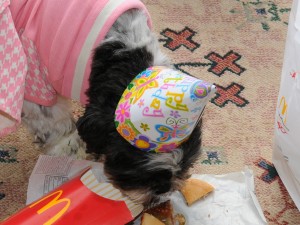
[21,6,203,205]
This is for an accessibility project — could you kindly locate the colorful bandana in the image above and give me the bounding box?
[114,67,216,153]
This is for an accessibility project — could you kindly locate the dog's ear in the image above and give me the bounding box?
[178,120,202,176]
[76,41,126,154]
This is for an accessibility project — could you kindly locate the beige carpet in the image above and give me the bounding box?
[1,0,300,224]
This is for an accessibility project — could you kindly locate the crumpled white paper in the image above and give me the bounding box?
[170,168,267,225]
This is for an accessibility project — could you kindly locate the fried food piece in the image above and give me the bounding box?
[180,178,214,206]
[141,213,165,225]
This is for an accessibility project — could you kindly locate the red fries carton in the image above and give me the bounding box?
[1,169,143,225]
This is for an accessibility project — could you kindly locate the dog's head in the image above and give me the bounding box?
[76,39,205,205]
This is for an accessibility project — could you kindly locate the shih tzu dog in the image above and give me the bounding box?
[1,0,215,205]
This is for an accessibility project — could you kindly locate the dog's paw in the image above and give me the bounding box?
[33,132,50,148]
[45,130,88,160]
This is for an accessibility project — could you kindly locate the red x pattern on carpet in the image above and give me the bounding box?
[205,50,246,77]
[160,26,200,52]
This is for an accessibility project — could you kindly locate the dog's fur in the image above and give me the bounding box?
[22,9,202,205]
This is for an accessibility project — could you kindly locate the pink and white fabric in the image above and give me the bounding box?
[0,0,151,137]
[0,0,27,136]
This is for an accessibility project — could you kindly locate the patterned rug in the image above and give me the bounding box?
[1,0,300,224]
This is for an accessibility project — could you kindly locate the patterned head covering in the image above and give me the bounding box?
[114,66,216,153]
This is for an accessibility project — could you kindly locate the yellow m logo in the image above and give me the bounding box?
[29,190,71,225]
[279,96,288,124]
